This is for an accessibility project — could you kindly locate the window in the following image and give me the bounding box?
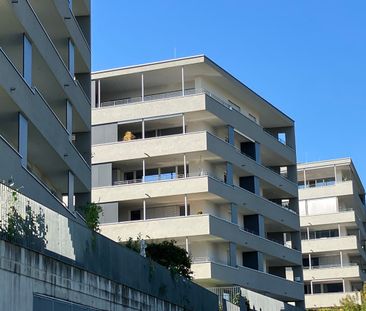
[130,210,141,221]
[298,181,305,189]
[313,284,321,294]
[160,167,176,180]
[179,205,190,216]
[301,231,308,240]
[278,132,286,145]
[304,282,311,295]
[23,34,32,86]
[324,283,343,293]
[124,172,134,181]
[68,39,75,77]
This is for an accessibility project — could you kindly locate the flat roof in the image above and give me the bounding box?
[92,55,294,124]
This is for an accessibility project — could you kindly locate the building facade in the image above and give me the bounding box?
[298,159,366,309]
[0,0,91,218]
[91,56,305,308]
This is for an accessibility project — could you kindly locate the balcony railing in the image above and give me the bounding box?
[303,263,358,270]
[113,171,214,186]
[96,87,296,151]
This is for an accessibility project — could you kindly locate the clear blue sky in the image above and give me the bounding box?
[92,1,366,185]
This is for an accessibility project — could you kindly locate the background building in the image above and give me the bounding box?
[298,158,366,309]
[91,55,305,309]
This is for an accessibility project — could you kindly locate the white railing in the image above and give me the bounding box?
[113,171,213,186]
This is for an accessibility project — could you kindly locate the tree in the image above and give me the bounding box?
[78,202,103,232]
[123,237,193,279]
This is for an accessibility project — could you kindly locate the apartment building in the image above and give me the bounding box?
[298,159,366,309]
[0,0,91,218]
[91,55,305,308]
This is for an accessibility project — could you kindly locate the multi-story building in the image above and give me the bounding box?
[91,55,305,308]
[298,158,366,309]
[0,0,91,218]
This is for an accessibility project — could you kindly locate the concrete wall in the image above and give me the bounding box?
[0,240,186,311]
[0,183,218,311]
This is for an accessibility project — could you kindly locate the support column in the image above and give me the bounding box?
[142,159,146,182]
[181,67,185,96]
[230,203,238,224]
[184,194,188,216]
[66,100,73,141]
[334,164,337,184]
[18,113,28,168]
[185,237,189,253]
[307,226,310,240]
[68,171,74,212]
[182,114,186,134]
[143,199,146,220]
[342,279,345,293]
[229,242,237,267]
[309,253,312,269]
[91,80,96,108]
[225,162,233,185]
[97,79,101,107]
[183,154,187,178]
[227,125,234,145]
[142,119,145,139]
[141,74,144,102]
[340,251,343,267]
[338,223,341,237]
[303,169,307,188]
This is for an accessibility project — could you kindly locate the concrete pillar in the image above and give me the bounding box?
[230,203,238,224]
[229,242,237,267]
[142,159,146,182]
[181,67,185,96]
[91,80,96,108]
[141,74,144,101]
[143,199,146,220]
[66,100,73,141]
[182,114,186,134]
[97,79,101,107]
[18,113,28,168]
[183,154,187,178]
[225,162,233,185]
[142,119,145,139]
[227,125,234,145]
[68,171,74,212]
[184,194,188,216]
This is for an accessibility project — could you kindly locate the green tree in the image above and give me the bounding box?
[123,237,193,279]
[78,202,103,232]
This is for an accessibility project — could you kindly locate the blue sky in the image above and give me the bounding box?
[92,1,366,184]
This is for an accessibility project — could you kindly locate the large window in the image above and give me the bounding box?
[309,229,339,239]
[23,34,32,86]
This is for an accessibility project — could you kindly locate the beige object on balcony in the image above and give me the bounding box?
[123,131,135,141]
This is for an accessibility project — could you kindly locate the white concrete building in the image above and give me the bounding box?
[298,158,366,309]
[91,56,305,308]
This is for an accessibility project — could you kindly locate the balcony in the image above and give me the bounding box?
[93,88,295,154]
[92,130,297,195]
[192,261,303,302]
[303,263,365,281]
[305,292,361,309]
[299,180,355,200]
[302,235,363,254]
[101,214,301,266]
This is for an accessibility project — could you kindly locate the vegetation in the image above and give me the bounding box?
[0,191,48,248]
[123,237,193,279]
[78,202,103,232]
